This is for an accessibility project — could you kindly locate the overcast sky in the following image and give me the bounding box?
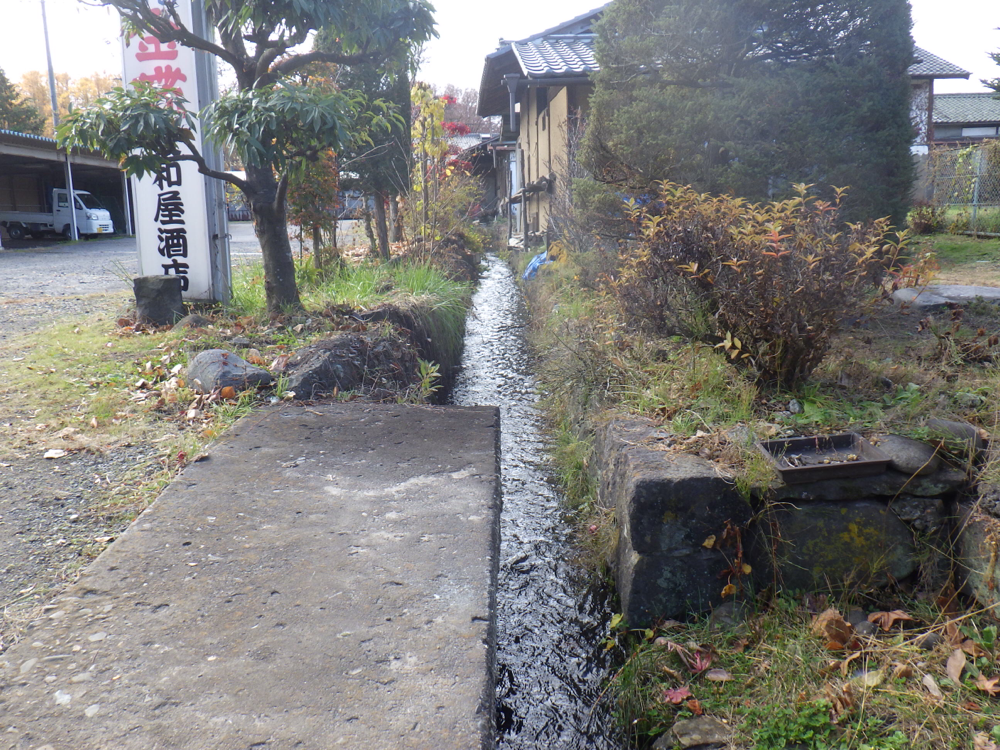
[1,0,998,95]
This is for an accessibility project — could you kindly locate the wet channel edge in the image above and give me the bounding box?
[0,402,502,750]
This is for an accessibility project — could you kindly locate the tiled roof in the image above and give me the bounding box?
[449,134,497,152]
[908,46,970,79]
[511,34,598,78]
[934,92,1000,125]
[519,3,609,41]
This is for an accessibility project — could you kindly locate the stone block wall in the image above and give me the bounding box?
[597,417,978,626]
[596,419,751,625]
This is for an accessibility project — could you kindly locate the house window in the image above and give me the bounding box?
[536,87,549,116]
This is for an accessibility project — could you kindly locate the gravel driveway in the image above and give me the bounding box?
[0,222,264,343]
[0,224,263,647]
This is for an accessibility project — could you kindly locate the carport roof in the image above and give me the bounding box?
[0,129,120,170]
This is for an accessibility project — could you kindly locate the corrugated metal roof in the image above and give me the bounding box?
[0,129,56,144]
[908,46,970,79]
[511,34,598,78]
[934,92,1000,125]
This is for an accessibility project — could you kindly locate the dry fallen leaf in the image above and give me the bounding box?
[868,610,915,630]
[702,535,717,549]
[858,669,885,688]
[721,583,737,597]
[812,608,854,650]
[662,686,693,704]
[947,649,967,685]
[704,668,732,682]
[823,682,855,719]
[891,662,914,680]
[840,651,862,677]
[975,674,1000,696]
[974,732,1000,750]
[220,386,237,400]
[686,698,704,716]
[945,620,962,646]
[922,673,943,699]
[962,639,989,658]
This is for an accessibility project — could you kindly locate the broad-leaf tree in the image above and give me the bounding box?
[59,0,435,314]
[315,29,413,260]
[585,0,915,224]
[0,68,45,135]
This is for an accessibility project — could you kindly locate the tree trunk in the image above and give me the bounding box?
[373,190,391,260]
[388,195,402,243]
[361,196,378,258]
[245,166,302,315]
[312,225,323,271]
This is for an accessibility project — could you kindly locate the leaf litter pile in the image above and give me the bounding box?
[607,587,1000,749]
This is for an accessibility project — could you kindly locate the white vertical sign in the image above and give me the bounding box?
[122,0,213,300]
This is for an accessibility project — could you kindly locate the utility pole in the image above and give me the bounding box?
[41,0,79,241]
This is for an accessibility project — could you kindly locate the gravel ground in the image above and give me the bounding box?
[0,227,266,647]
[0,221,373,645]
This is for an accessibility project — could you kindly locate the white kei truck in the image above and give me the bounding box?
[0,188,115,240]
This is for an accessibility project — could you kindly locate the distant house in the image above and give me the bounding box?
[933,93,1000,142]
[477,4,607,246]
[476,6,969,243]
[908,47,971,153]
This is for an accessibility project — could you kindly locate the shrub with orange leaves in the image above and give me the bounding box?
[614,182,908,386]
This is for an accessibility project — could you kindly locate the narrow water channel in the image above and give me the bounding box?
[449,254,622,749]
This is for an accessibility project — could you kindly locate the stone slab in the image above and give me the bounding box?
[751,500,917,592]
[893,284,1000,311]
[0,403,501,750]
[596,417,752,624]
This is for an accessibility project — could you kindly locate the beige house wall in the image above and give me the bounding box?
[518,84,591,243]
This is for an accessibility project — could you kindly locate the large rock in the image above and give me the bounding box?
[751,500,917,591]
[597,418,752,624]
[889,495,947,535]
[874,434,941,476]
[926,418,987,458]
[660,716,730,749]
[957,503,1000,612]
[187,349,274,394]
[134,275,185,326]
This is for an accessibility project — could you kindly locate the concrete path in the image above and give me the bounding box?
[0,403,501,750]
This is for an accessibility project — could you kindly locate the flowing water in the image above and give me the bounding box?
[449,254,622,749]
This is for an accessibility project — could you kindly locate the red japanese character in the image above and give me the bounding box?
[139,65,188,92]
[136,36,178,62]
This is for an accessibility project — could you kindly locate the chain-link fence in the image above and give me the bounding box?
[917,141,1000,236]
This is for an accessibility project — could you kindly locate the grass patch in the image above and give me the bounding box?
[0,255,473,522]
[607,593,1000,749]
[911,234,1000,286]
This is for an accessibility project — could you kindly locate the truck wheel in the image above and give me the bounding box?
[7,225,25,240]
[62,225,73,240]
